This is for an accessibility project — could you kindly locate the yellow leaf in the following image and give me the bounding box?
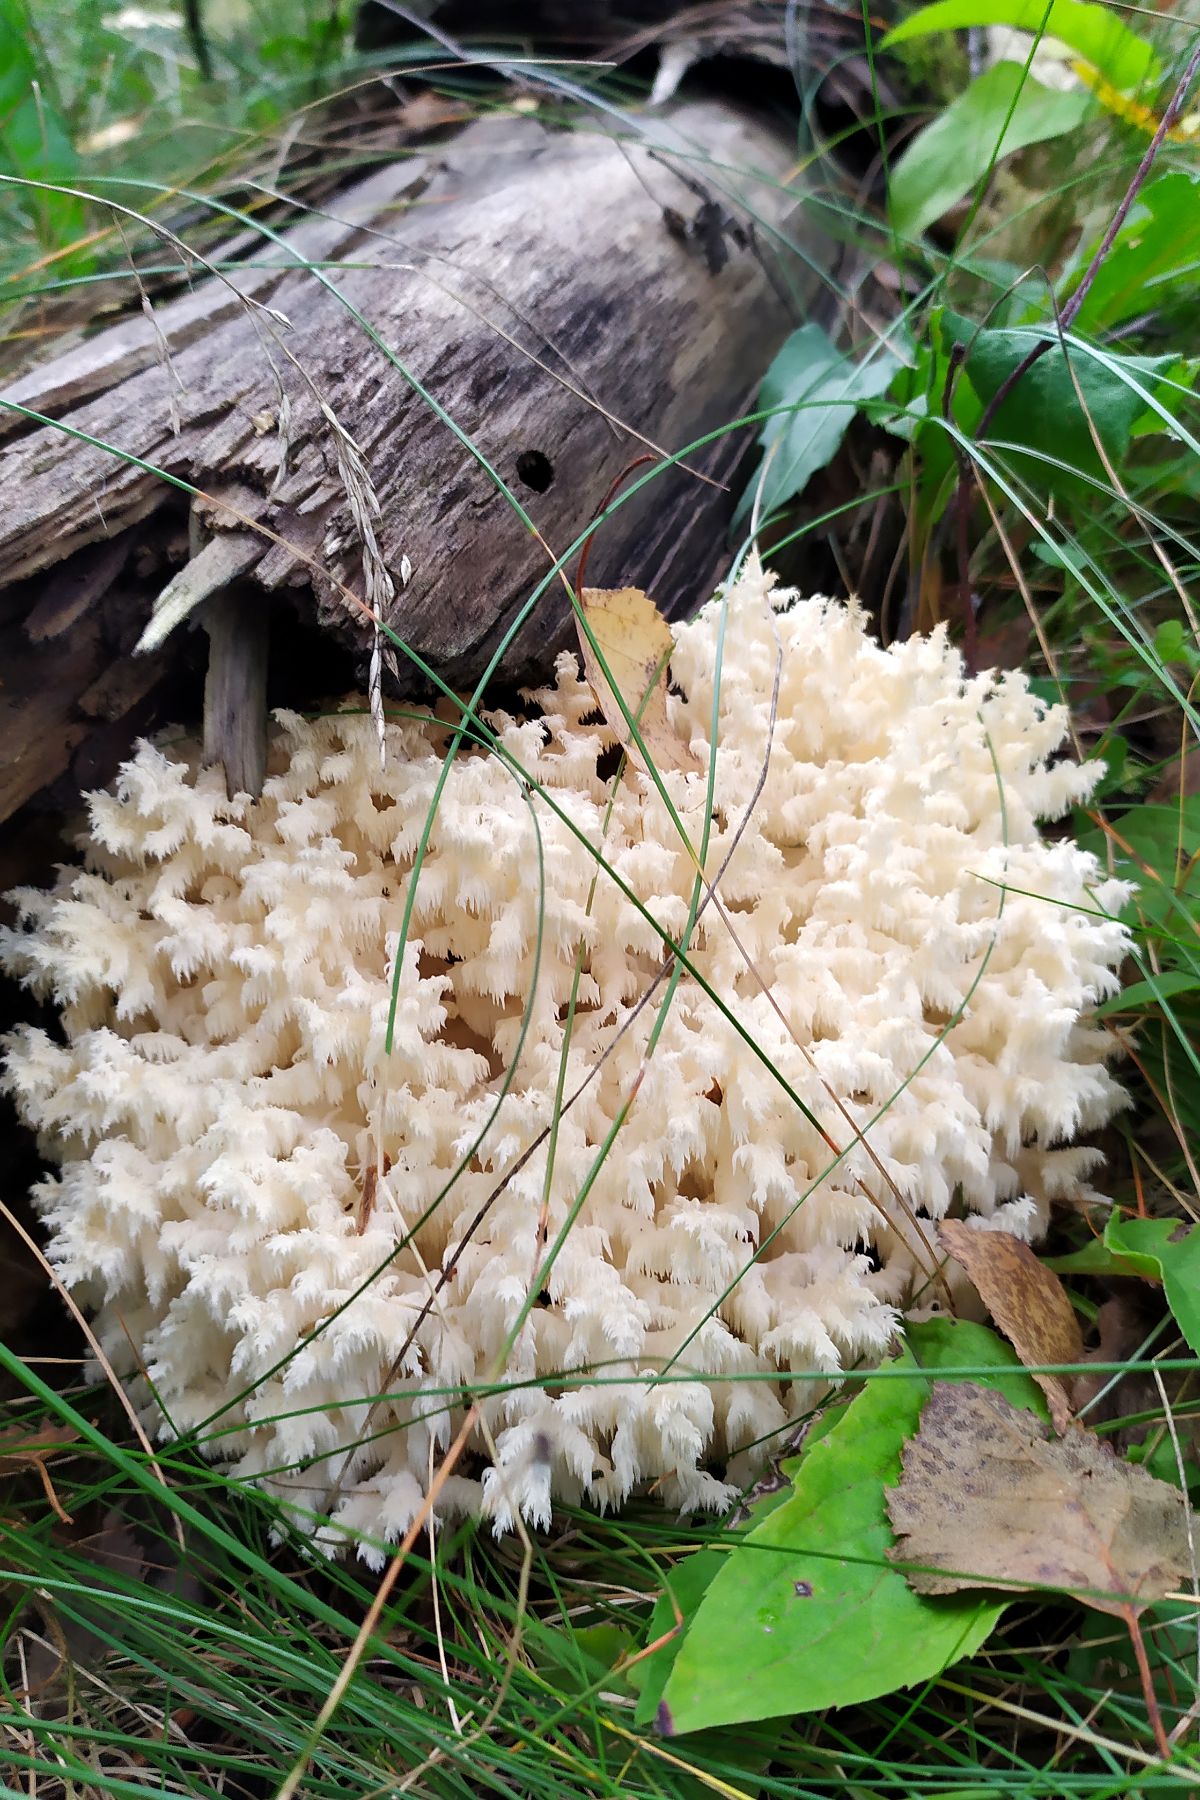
[577,587,701,777]
[1073,62,1199,143]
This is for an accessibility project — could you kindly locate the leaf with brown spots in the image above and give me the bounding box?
[577,587,701,778]
[886,1382,1189,1615]
[940,1219,1083,1431]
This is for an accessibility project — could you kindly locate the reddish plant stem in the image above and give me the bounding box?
[574,453,656,600]
[1122,1603,1172,1761]
[943,341,978,667]
[977,35,1200,445]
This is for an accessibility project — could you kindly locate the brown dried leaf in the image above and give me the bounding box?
[886,1383,1189,1616]
[940,1219,1083,1431]
[578,587,701,777]
[395,91,474,135]
[0,1421,79,1524]
[1070,1288,1159,1429]
[356,1152,392,1234]
[18,1506,207,1698]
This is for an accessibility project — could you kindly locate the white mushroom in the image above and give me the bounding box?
[2,561,1130,1559]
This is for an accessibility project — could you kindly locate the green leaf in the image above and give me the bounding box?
[881,0,1161,91]
[1075,797,1200,939]
[873,315,983,535]
[1140,1000,1200,1147]
[942,313,1181,489]
[544,1619,780,1800]
[737,325,901,527]
[1103,1217,1200,1357]
[632,1474,800,1729]
[890,63,1092,239]
[658,1321,1043,1735]
[532,1621,637,1698]
[633,1548,726,1729]
[1127,1435,1200,1491]
[1062,172,1200,333]
[1042,1240,1145,1277]
[1068,1599,1200,1706]
[0,0,36,113]
[1085,733,1130,803]
[1155,617,1200,670]
[1093,970,1200,1016]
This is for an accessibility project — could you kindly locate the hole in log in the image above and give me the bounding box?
[516,449,554,492]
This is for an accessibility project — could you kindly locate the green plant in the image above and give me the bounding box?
[881,0,1173,237]
[0,0,360,292]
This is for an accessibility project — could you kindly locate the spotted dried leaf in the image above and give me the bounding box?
[940,1219,1083,1430]
[886,1383,1189,1616]
[578,586,701,777]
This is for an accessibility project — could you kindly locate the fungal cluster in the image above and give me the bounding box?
[2,563,1129,1556]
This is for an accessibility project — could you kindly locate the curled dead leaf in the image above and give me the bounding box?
[577,587,701,778]
[0,1421,79,1524]
[16,1506,207,1700]
[939,1219,1083,1431]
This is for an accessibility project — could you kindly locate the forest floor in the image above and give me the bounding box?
[2,3,1199,1796]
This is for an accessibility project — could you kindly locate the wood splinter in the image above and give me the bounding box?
[202,587,269,801]
[136,525,270,798]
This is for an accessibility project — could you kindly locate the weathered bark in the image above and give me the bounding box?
[0,98,826,819]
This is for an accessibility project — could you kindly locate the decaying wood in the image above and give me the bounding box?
[0,98,825,821]
[202,591,270,800]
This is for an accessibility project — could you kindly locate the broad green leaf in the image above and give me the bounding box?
[942,313,1181,488]
[737,324,900,527]
[1140,999,1200,1148]
[633,1549,727,1729]
[1075,797,1200,939]
[0,0,36,113]
[1081,799,1200,885]
[1068,1599,1200,1706]
[544,1618,779,1799]
[1084,733,1130,803]
[632,1473,801,1728]
[1094,970,1200,1016]
[1155,618,1200,669]
[532,1621,637,1697]
[1128,1435,1200,1491]
[1062,172,1200,333]
[890,63,1092,239]
[1042,1239,1144,1277]
[1103,1217,1200,1357]
[881,0,1161,91]
[658,1321,1043,1735]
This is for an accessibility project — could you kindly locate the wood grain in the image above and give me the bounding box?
[0,100,827,822]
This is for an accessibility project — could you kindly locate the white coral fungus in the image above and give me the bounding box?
[2,563,1129,1553]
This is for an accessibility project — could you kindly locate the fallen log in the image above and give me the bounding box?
[0,97,826,819]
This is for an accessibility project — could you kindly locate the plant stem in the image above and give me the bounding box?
[183,0,213,80]
[977,33,1200,443]
[942,33,1200,663]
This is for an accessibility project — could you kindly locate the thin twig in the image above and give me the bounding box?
[976,37,1200,445]
[941,35,1200,663]
[0,1200,184,1551]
